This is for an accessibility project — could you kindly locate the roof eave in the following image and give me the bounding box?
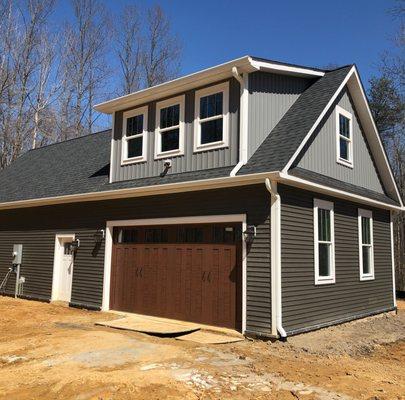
[94,56,326,114]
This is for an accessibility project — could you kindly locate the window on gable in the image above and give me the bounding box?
[194,82,229,152]
[122,106,148,164]
[358,209,375,280]
[336,105,353,167]
[155,95,185,159]
[314,199,335,285]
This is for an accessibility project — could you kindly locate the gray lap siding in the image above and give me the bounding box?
[0,184,271,335]
[280,184,394,335]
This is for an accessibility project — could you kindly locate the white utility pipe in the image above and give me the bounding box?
[265,178,287,339]
[230,66,248,177]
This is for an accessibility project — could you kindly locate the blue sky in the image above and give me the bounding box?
[55,0,399,86]
[53,0,400,128]
[107,0,399,85]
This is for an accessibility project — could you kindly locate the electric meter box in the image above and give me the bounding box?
[12,244,23,265]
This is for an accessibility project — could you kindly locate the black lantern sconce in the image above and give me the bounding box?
[93,229,105,244]
[243,225,256,243]
[70,239,80,252]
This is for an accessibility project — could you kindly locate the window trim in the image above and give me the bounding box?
[358,208,375,281]
[121,106,148,165]
[314,198,336,285]
[335,105,353,168]
[154,95,185,160]
[194,81,230,152]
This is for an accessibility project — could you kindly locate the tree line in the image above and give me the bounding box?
[0,0,180,168]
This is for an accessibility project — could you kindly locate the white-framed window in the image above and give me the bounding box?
[155,95,185,159]
[358,208,375,281]
[314,199,335,285]
[194,81,229,152]
[335,105,353,168]
[121,106,148,164]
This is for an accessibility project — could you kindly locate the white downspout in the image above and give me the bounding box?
[265,178,287,339]
[230,67,248,177]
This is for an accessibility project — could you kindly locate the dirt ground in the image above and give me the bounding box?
[0,297,404,400]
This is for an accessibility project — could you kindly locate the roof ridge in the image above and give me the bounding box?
[28,128,111,153]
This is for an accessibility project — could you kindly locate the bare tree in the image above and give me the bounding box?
[115,5,142,95]
[57,0,110,139]
[142,5,181,88]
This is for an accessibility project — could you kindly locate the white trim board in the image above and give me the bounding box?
[283,66,403,207]
[101,214,248,334]
[94,56,324,114]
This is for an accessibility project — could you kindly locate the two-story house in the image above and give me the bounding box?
[0,56,403,338]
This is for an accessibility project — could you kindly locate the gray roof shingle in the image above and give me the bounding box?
[0,130,233,203]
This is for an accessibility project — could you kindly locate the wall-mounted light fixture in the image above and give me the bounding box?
[243,225,256,243]
[70,239,80,252]
[93,229,105,244]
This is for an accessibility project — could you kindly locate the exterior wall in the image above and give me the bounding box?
[0,184,271,335]
[297,88,385,194]
[280,184,394,335]
[248,71,313,158]
[111,78,240,183]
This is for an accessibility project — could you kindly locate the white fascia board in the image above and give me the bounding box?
[0,171,278,211]
[279,172,403,211]
[250,59,325,78]
[94,56,326,114]
[94,56,254,114]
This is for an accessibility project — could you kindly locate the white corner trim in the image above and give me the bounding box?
[314,198,336,285]
[358,208,375,281]
[121,106,148,165]
[109,112,116,183]
[154,95,185,159]
[194,81,230,153]
[230,71,249,177]
[335,105,354,168]
[390,211,397,307]
[51,233,75,302]
[101,214,248,334]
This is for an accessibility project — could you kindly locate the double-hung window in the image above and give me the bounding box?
[336,105,353,167]
[358,209,374,280]
[122,106,148,164]
[155,95,185,159]
[194,82,229,152]
[314,199,335,284]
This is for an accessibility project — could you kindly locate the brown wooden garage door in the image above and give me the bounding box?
[109,224,242,330]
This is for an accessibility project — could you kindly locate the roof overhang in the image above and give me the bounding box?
[0,170,401,212]
[94,56,325,114]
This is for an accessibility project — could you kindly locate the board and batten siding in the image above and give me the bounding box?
[280,184,394,335]
[110,78,240,183]
[296,88,385,194]
[248,71,313,158]
[0,184,272,335]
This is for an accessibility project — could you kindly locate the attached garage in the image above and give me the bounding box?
[108,221,243,330]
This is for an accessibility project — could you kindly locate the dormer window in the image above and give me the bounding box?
[194,82,229,152]
[336,105,353,168]
[155,95,185,159]
[122,106,148,164]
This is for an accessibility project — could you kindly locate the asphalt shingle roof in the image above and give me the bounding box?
[0,130,233,203]
[289,167,399,206]
[0,63,397,207]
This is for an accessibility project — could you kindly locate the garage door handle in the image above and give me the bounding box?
[207,272,211,282]
[139,267,143,278]
[202,271,206,281]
